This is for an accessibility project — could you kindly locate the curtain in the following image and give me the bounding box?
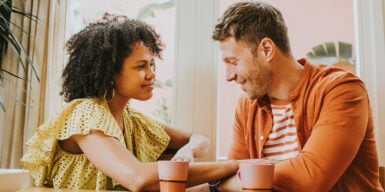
[0,0,67,168]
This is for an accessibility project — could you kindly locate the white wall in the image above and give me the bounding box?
[174,0,218,161]
[355,0,385,166]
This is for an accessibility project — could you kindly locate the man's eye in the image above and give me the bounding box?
[230,61,238,65]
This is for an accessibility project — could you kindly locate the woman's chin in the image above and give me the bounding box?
[135,94,153,101]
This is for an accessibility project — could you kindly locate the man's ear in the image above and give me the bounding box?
[259,37,275,61]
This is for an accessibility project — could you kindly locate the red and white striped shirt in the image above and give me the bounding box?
[262,99,300,160]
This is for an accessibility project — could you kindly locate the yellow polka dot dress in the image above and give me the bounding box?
[20,98,170,190]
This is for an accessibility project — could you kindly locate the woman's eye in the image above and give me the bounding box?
[230,61,238,65]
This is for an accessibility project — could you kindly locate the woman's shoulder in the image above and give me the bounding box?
[56,98,110,120]
[69,97,108,112]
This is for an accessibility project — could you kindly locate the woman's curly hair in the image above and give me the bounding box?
[60,13,164,102]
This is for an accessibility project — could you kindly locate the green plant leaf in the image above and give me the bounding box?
[0,79,27,105]
[0,0,39,112]
[0,68,24,79]
[0,0,8,6]
[164,79,172,87]
[0,0,11,63]
[339,42,352,59]
[9,31,39,80]
[325,42,336,57]
[136,0,175,20]
[0,32,28,78]
[306,41,355,65]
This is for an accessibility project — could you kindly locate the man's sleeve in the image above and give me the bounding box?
[274,77,371,191]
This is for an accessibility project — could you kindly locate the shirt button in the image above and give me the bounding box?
[260,136,264,140]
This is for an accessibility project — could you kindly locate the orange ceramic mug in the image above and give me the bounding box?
[237,160,275,192]
[158,161,189,192]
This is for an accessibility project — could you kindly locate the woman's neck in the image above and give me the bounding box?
[108,97,129,130]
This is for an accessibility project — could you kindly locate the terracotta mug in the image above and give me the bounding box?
[238,160,275,192]
[158,160,189,192]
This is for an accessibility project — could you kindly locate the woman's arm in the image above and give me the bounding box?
[187,161,239,187]
[73,130,159,191]
[73,129,238,191]
[164,127,211,161]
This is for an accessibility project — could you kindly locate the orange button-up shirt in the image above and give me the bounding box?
[229,59,383,192]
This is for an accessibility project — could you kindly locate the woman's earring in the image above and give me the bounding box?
[104,87,115,102]
[110,89,115,102]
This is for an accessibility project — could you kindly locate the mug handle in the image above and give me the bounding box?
[237,170,242,180]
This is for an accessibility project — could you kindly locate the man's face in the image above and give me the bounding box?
[219,37,273,99]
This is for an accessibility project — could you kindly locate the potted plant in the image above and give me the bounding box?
[306,41,356,74]
[0,0,38,111]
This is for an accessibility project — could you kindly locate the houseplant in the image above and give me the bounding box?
[306,41,356,74]
[0,0,38,111]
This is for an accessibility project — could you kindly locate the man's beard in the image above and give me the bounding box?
[243,61,273,100]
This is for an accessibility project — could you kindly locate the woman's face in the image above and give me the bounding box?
[113,42,156,102]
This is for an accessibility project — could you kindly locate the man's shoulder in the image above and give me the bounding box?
[306,61,359,81]
[304,62,363,91]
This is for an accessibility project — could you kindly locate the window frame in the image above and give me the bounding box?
[173,0,219,161]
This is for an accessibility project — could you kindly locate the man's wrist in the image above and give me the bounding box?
[208,179,222,192]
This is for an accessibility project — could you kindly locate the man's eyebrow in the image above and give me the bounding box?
[222,56,237,63]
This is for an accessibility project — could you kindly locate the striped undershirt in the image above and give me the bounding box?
[262,99,300,161]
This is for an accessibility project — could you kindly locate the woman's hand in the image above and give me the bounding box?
[172,133,211,162]
[172,145,194,162]
[165,127,211,161]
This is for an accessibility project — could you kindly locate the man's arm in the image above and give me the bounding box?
[274,80,370,191]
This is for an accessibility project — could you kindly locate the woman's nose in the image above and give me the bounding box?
[146,66,156,80]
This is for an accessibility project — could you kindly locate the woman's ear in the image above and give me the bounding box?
[259,37,275,61]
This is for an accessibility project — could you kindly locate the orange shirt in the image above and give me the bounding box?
[229,59,383,192]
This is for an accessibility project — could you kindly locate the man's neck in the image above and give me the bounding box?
[268,56,304,100]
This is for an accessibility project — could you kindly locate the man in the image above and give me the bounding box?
[211,1,383,191]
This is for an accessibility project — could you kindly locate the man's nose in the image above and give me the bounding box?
[226,67,236,82]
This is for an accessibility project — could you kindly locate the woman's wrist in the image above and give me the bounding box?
[188,133,211,157]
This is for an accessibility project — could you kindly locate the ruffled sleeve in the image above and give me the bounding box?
[56,98,123,140]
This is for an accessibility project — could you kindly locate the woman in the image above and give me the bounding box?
[21,13,238,191]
